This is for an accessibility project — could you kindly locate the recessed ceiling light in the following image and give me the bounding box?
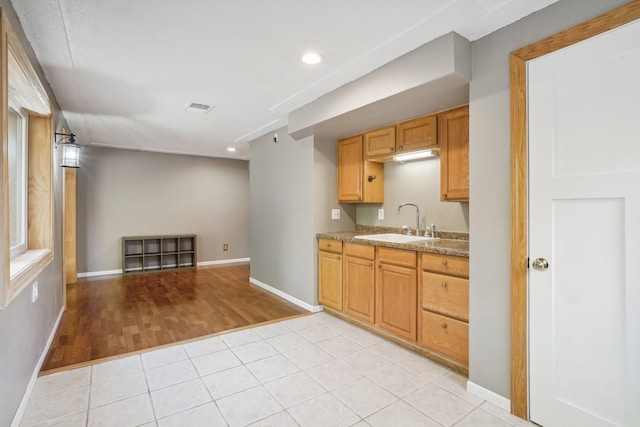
[301,52,323,65]
[227,147,236,152]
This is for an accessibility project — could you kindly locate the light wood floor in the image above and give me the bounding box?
[40,263,307,374]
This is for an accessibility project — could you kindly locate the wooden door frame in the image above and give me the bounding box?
[509,1,640,419]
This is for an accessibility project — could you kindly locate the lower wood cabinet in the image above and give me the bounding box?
[343,243,376,323]
[419,252,469,365]
[317,238,469,371]
[420,310,469,365]
[318,239,343,310]
[375,247,417,342]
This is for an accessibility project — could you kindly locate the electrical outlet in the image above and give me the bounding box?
[223,243,229,251]
[32,281,38,303]
[331,209,340,220]
[378,209,384,220]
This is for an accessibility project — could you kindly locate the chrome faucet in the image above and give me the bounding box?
[396,203,420,236]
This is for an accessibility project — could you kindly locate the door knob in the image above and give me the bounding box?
[532,258,549,271]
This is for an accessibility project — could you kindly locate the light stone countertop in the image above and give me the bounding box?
[316,230,469,258]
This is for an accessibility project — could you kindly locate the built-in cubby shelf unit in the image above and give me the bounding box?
[122,235,197,274]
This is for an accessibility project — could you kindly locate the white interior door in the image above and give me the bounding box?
[528,19,640,427]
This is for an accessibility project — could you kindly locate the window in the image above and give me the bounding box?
[8,101,28,258]
[1,12,54,308]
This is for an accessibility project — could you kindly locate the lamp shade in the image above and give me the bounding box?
[60,142,81,168]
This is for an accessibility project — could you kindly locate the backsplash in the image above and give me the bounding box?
[355,159,469,233]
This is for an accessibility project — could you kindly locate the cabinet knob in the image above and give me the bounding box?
[441,323,447,329]
[441,282,447,288]
[442,193,447,198]
[358,195,362,200]
[338,256,341,260]
[399,145,403,149]
[327,243,331,247]
[389,147,393,152]
[441,260,448,266]
[368,262,373,268]
[378,264,382,270]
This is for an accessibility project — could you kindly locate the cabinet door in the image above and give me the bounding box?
[318,251,342,310]
[364,126,396,159]
[343,256,375,323]
[439,105,469,201]
[396,114,437,153]
[337,135,364,202]
[376,262,417,341]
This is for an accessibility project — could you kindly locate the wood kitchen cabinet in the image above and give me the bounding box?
[364,126,396,159]
[396,114,438,153]
[375,247,417,342]
[439,105,469,202]
[337,135,384,203]
[419,252,469,364]
[343,243,376,324]
[318,238,343,310]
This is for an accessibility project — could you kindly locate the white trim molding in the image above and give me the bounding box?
[77,269,122,278]
[249,277,323,313]
[467,381,511,412]
[77,258,251,278]
[11,307,65,427]
[197,258,250,267]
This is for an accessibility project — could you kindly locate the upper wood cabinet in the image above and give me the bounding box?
[364,126,396,159]
[396,114,438,153]
[439,105,469,202]
[337,135,384,203]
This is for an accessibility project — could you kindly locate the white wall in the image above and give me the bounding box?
[77,147,249,273]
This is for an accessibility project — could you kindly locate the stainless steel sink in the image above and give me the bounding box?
[354,233,439,243]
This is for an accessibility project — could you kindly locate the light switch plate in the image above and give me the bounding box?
[331,209,340,220]
[378,209,384,220]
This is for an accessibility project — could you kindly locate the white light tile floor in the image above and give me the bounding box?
[21,312,537,427]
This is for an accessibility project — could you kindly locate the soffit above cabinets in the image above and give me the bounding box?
[11,0,558,159]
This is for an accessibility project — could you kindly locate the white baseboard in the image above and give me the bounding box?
[78,269,122,278]
[198,258,250,267]
[467,381,511,412]
[78,258,251,278]
[11,307,65,427]
[249,277,323,313]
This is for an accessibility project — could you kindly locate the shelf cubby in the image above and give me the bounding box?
[122,234,196,274]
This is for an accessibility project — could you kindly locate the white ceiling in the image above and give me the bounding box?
[12,0,557,160]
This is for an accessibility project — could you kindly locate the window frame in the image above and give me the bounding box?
[8,99,28,258]
[1,9,54,309]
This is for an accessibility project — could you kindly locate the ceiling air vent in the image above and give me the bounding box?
[184,102,214,114]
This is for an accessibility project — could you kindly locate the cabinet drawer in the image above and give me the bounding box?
[344,242,375,260]
[422,272,469,321]
[420,310,468,365]
[421,253,468,277]
[318,238,342,254]
[377,247,416,268]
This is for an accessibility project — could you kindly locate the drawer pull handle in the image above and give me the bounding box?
[441,260,448,266]
[441,323,447,329]
[441,282,447,288]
